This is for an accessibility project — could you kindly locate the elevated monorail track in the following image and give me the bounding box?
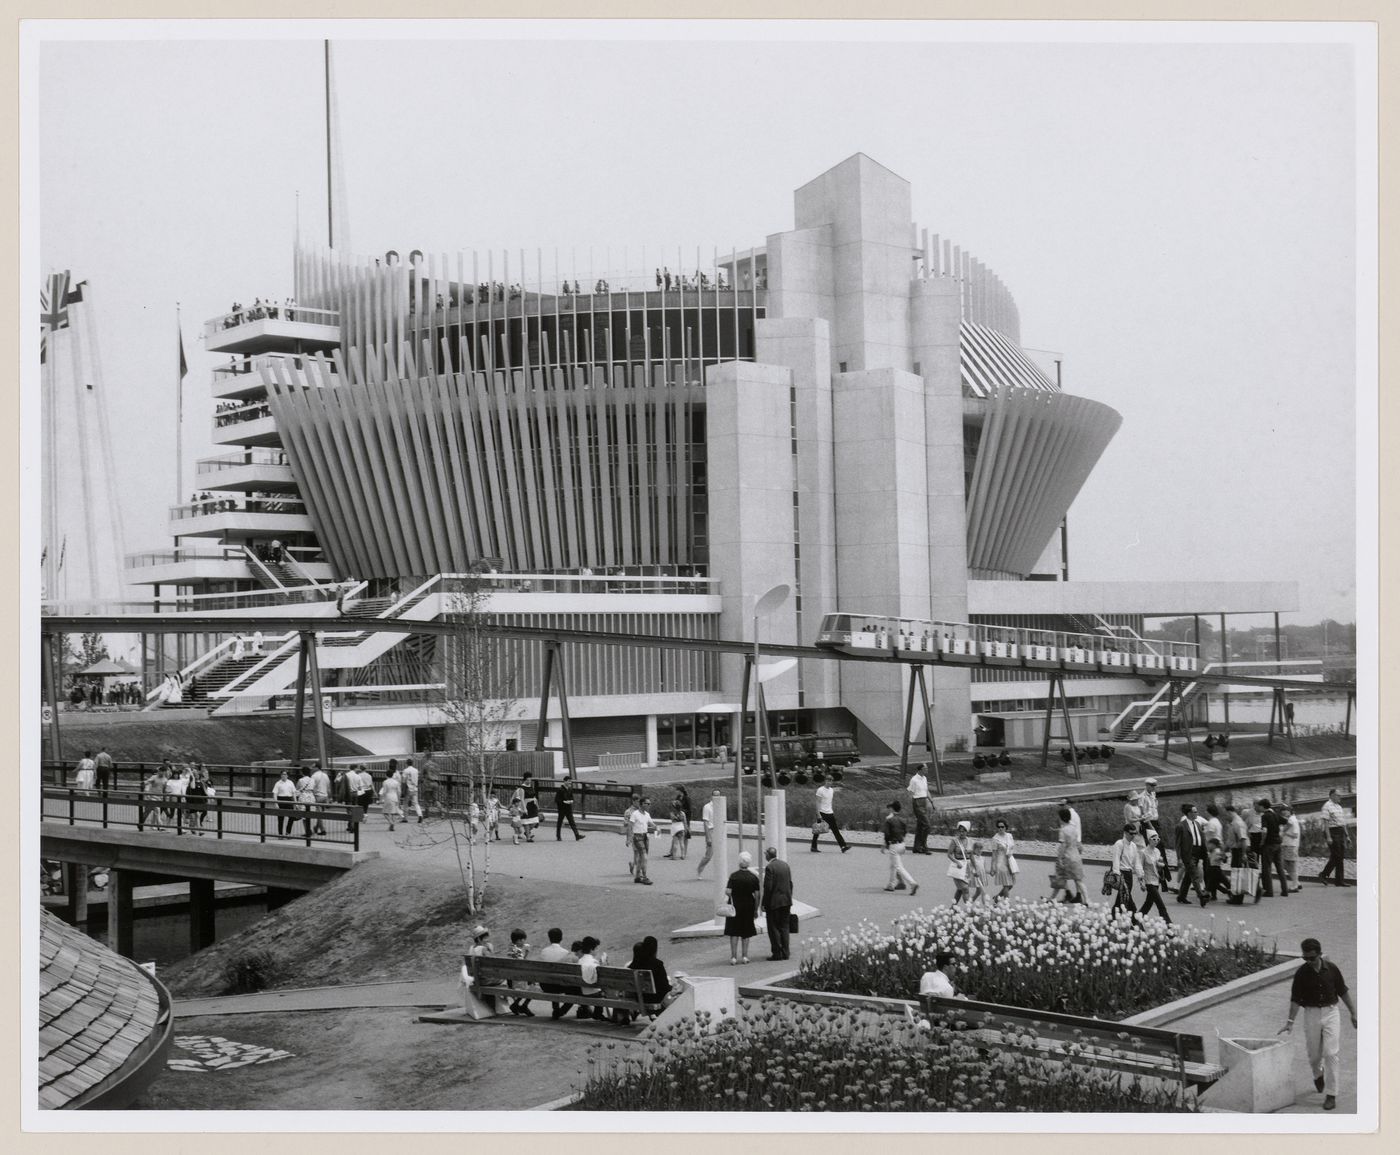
[39,614,1352,694]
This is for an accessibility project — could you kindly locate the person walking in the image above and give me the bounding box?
[881,800,919,895]
[72,751,97,791]
[1059,797,1083,843]
[907,764,932,853]
[1138,778,1161,839]
[1175,804,1210,905]
[272,769,297,836]
[401,757,423,824]
[628,796,656,884]
[675,784,693,854]
[988,820,1017,900]
[1223,802,1250,868]
[310,763,331,835]
[696,789,721,876]
[1279,803,1302,893]
[1137,830,1172,922]
[1255,798,1288,901]
[1055,807,1087,904]
[379,767,403,831]
[810,779,850,853]
[137,766,167,832]
[1278,937,1358,1110]
[724,851,760,964]
[1109,823,1141,915]
[554,773,584,841]
[761,845,794,961]
[946,821,975,904]
[1317,789,1352,887]
[354,765,376,816]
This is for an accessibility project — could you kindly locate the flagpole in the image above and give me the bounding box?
[175,304,183,507]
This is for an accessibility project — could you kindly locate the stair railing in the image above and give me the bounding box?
[243,546,288,591]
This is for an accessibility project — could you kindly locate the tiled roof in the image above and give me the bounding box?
[38,909,166,1110]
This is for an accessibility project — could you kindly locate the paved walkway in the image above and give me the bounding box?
[174,978,460,1018]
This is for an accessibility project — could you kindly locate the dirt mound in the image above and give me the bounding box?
[161,856,659,999]
[53,714,372,766]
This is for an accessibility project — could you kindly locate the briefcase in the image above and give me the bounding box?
[788,912,800,934]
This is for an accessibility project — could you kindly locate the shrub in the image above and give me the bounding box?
[791,900,1277,1019]
[571,1003,1193,1112]
[220,948,278,994]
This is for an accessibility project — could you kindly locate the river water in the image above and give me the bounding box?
[1204,692,1353,732]
[76,897,271,971]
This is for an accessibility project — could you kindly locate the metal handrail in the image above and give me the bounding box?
[203,304,340,340]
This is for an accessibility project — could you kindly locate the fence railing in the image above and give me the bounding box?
[40,786,361,850]
[41,761,639,822]
[204,304,339,340]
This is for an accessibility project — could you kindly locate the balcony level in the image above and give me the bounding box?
[212,401,280,448]
[204,304,340,356]
[125,545,333,588]
[166,497,313,540]
[212,352,338,401]
[195,450,297,493]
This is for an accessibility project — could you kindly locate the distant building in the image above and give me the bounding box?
[127,154,1295,764]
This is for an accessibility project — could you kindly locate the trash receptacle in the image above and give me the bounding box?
[1200,1035,1297,1113]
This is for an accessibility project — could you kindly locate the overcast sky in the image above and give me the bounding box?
[31,22,1371,626]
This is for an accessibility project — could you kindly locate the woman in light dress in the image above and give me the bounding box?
[1053,806,1087,904]
[988,819,1017,900]
[378,768,403,831]
[946,821,976,904]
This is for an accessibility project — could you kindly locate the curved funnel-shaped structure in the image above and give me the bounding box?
[965,385,1121,577]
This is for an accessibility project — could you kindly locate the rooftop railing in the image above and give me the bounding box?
[125,543,322,569]
[212,352,336,379]
[196,449,290,473]
[213,400,272,428]
[441,570,718,596]
[203,303,339,341]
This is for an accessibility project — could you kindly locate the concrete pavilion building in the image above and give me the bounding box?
[128,154,1294,765]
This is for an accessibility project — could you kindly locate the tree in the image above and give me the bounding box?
[64,632,110,677]
[397,572,519,915]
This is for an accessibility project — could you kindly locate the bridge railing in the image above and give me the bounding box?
[40,786,362,850]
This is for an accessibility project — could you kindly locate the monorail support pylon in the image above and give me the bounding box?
[1266,686,1297,754]
[290,631,329,771]
[1038,673,1082,781]
[897,664,944,796]
[535,640,578,778]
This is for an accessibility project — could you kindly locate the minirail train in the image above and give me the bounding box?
[815,612,1199,673]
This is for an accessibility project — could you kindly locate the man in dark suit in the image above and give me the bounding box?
[761,846,794,961]
[1175,803,1210,905]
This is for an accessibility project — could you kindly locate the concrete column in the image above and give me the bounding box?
[705,360,800,710]
[755,316,838,707]
[107,869,134,958]
[764,788,788,860]
[189,878,216,953]
[832,367,932,752]
[63,862,88,928]
[912,275,972,752]
[711,794,729,927]
[644,715,659,767]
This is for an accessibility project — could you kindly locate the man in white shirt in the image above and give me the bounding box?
[917,951,962,999]
[811,782,850,853]
[629,797,656,884]
[536,927,574,1019]
[400,758,423,823]
[1138,778,1161,837]
[696,789,721,876]
[1109,824,1141,915]
[1059,798,1082,844]
[907,765,932,854]
[1202,803,1224,847]
[1318,789,1352,887]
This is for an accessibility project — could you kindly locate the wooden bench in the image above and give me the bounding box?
[467,956,658,1021]
[919,994,1224,1093]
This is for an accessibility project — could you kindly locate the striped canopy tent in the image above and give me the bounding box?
[77,658,129,678]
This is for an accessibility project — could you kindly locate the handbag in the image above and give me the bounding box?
[812,817,826,835]
[1007,854,1020,876]
[717,903,736,918]
[947,860,968,881]
[788,912,800,934]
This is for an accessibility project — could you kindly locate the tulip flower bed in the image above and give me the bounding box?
[790,900,1277,1019]
[570,1003,1193,1112]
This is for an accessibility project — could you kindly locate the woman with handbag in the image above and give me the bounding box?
[947,821,975,904]
[988,820,1018,900]
[722,851,761,965]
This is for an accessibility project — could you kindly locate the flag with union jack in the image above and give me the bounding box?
[40,271,85,364]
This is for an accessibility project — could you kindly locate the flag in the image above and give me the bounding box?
[40,271,73,364]
[179,326,188,380]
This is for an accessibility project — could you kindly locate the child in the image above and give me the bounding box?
[467,798,483,843]
[468,925,493,958]
[486,794,502,840]
[506,928,535,1017]
[1205,837,1232,901]
[967,837,988,903]
[665,798,687,860]
[509,799,526,844]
